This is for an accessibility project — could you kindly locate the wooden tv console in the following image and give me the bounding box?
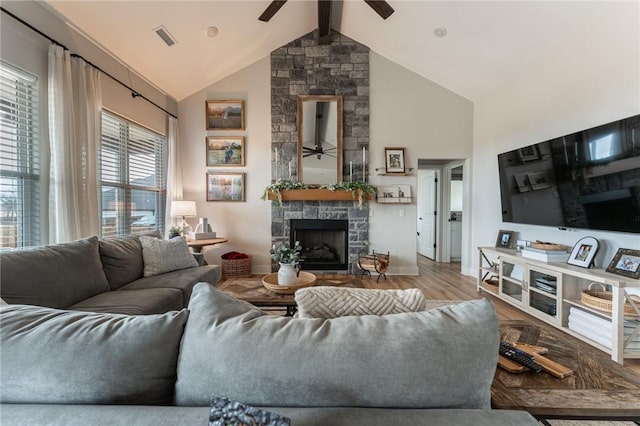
[477,247,640,364]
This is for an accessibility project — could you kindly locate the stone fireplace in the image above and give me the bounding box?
[270,30,371,274]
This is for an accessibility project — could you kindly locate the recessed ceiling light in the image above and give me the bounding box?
[206,26,219,38]
[434,27,447,38]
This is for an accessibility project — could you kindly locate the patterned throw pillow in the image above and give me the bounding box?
[140,236,198,277]
[295,287,429,319]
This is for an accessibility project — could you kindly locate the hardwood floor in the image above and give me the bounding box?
[352,254,640,376]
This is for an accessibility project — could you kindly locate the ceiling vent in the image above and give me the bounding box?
[153,25,177,47]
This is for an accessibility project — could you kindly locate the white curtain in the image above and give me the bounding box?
[48,45,102,243]
[165,116,183,235]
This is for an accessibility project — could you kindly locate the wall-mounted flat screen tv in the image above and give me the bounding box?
[497,114,640,234]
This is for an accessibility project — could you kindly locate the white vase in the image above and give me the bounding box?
[278,262,300,286]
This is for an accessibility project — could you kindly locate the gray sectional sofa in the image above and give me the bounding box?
[0,283,539,425]
[0,234,220,314]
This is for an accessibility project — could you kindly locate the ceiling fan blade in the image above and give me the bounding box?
[259,0,287,22]
[318,0,332,45]
[364,0,394,19]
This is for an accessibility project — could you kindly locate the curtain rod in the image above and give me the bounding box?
[1,7,178,120]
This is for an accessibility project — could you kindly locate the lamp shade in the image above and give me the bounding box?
[171,200,197,218]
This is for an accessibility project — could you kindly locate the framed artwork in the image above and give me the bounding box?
[517,145,539,162]
[206,172,245,202]
[377,185,411,203]
[528,170,553,190]
[384,147,406,173]
[514,173,531,193]
[206,136,245,166]
[606,248,640,279]
[567,236,599,268]
[495,230,515,249]
[515,239,530,252]
[205,100,245,130]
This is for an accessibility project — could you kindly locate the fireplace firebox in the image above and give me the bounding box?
[290,219,348,270]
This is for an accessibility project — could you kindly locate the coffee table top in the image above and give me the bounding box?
[218,276,357,307]
[492,320,640,419]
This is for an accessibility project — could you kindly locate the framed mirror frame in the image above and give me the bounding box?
[297,95,343,184]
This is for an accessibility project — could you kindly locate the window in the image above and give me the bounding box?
[0,61,40,248]
[100,111,167,238]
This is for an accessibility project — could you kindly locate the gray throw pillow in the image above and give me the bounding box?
[140,236,198,277]
[175,283,499,409]
[0,304,188,405]
[295,287,428,319]
[99,236,144,289]
[0,236,110,308]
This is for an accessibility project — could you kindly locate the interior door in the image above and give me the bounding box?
[417,170,437,259]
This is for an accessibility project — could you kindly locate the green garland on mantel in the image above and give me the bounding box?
[261,180,377,209]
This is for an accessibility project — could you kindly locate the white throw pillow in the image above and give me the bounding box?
[295,287,429,319]
[140,236,198,277]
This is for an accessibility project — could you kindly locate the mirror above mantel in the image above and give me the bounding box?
[297,95,343,185]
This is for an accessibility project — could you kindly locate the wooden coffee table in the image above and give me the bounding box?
[493,320,640,423]
[218,275,357,316]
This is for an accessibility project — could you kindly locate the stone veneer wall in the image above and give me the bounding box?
[270,30,370,273]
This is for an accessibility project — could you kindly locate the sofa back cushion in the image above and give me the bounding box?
[99,231,162,289]
[175,283,499,409]
[0,236,110,308]
[0,304,188,405]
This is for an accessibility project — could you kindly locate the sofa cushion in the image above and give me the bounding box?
[295,287,428,319]
[99,236,145,290]
[0,304,188,405]
[140,236,198,277]
[0,236,110,308]
[0,405,539,426]
[119,265,221,307]
[175,283,499,408]
[68,287,183,315]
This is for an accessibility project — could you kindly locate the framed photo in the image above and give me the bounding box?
[567,236,599,268]
[384,147,406,173]
[205,100,245,131]
[377,185,411,203]
[206,172,245,202]
[517,145,539,162]
[206,136,245,166]
[606,248,640,279]
[495,230,515,249]
[515,239,530,252]
[527,170,552,190]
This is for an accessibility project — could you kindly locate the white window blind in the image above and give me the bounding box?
[100,111,167,238]
[0,61,40,248]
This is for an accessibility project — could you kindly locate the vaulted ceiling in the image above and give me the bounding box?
[43,1,612,102]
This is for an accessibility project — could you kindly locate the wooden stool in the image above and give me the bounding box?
[357,251,390,282]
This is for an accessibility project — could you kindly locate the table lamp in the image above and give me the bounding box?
[171,200,197,234]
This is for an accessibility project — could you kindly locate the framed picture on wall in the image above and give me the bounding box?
[205,100,245,131]
[384,147,406,173]
[206,136,245,166]
[206,172,245,202]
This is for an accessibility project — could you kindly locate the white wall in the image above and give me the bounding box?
[179,58,272,270]
[471,2,640,275]
[178,51,473,274]
[369,52,474,274]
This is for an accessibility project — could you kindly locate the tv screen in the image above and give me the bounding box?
[498,114,640,234]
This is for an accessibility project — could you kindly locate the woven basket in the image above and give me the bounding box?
[581,283,640,316]
[221,256,252,279]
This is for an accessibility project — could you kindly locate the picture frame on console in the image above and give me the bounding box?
[495,230,515,249]
[205,99,245,131]
[606,248,640,279]
[567,236,599,268]
[384,147,406,173]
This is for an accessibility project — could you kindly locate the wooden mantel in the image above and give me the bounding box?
[266,189,373,202]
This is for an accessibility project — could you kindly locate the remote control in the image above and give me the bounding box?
[499,342,543,373]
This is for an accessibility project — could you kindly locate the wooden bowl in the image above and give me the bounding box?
[262,271,316,294]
